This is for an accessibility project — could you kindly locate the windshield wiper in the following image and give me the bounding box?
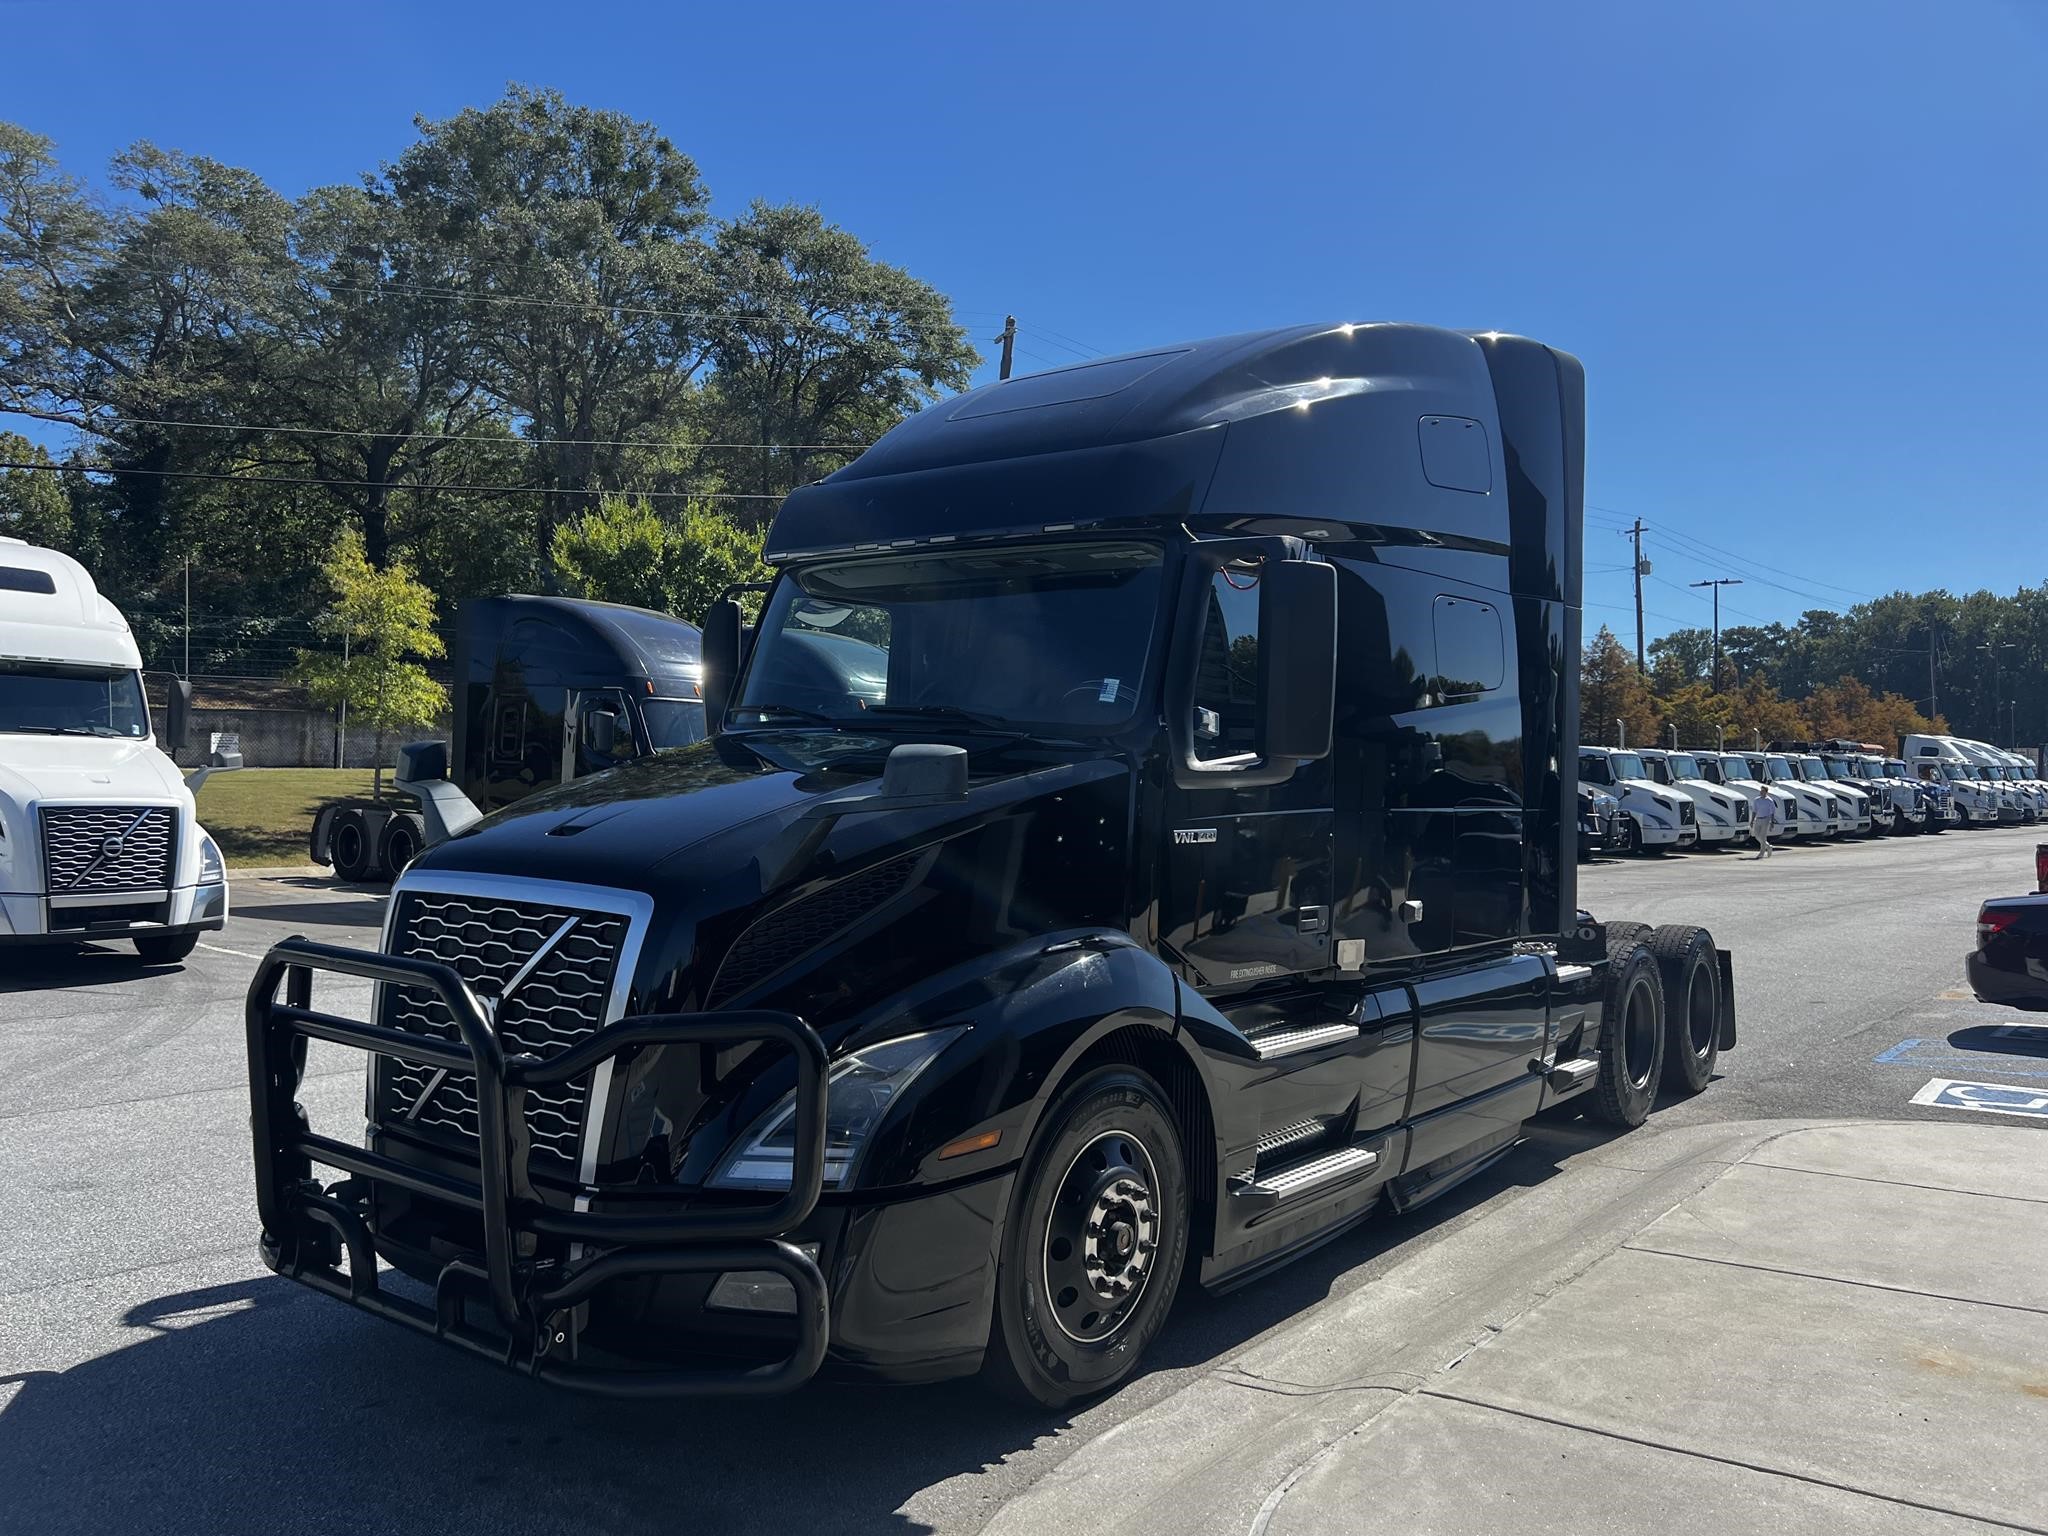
[729,702,844,727]
[859,702,1021,734]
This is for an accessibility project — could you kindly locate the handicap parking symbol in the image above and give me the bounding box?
[1910,1077,2048,1119]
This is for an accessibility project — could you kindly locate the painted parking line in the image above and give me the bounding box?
[1910,1077,2048,1119]
[1874,1038,2048,1078]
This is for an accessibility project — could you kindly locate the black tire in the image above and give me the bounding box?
[1604,920,1653,958]
[379,812,426,878]
[982,1066,1190,1409]
[329,809,376,883]
[1592,940,1666,1128]
[1649,924,1720,1094]
[134,931,199,965]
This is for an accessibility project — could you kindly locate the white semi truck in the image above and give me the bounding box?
[1902,734,2009,828]
[1577,746,1698,852]
[1638,748,1750,848]
[0,539,229,961]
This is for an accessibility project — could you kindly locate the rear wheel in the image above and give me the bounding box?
[1649,924,1721,1094]
[1604,921,1652,956]
[983,1066,1189,1409]
[329,809,376,883]
[1592,940,1666,1128]
[378,812,426,879]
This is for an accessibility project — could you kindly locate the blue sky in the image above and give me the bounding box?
[5,0,2044,645]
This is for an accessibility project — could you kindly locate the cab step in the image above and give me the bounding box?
[1238,1144,1379,1201]
[1545,1056,1600,1093]
[1255,1118,1326,1158]
[1249,1022,1358,1060]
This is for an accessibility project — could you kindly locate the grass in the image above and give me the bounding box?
[194,767,380,867]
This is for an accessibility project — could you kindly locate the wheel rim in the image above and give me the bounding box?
[1685,965,1716,1058]
[334,823,364,870]
[1622,975,1658,1089]
[389,829,417,868]
[1041,1129,1161,1345]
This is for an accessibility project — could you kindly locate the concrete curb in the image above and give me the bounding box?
[981,1116,1846,1536]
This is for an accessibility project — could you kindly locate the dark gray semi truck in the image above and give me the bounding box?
[248,322,1737,1406]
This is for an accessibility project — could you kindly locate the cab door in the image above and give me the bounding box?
[1158,563,1332,985]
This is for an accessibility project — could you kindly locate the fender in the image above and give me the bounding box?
[845,927,1217,1193]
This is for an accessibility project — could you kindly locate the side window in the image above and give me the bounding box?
[1579,753,1608,786]
[1431,595,1504,701]
[1647,759,1671,785]
[1191,567,1260,761]
[490,694,526,764]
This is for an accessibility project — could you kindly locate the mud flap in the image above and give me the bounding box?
[1717,948,1738,1049]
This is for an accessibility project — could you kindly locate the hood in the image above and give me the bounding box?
[1617,777,1685,807]
[405,732,1138,1025]
[0,733,186,810]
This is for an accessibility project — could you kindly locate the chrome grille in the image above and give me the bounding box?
[41,805,175,893]
[1677,801,1695,825]
[1734,798,1750,823]
[377,889,631,1171]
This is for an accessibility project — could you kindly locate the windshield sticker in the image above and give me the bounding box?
[1099,677,1120,703]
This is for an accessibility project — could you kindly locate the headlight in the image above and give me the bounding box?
[197,831,225,885]
[710,1026,966,1190]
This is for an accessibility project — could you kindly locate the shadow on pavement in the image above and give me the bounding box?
[231,899,389,930]
[1947,1023,2048,1057]
[0,942,158,993]
[0,1118,1635,1535]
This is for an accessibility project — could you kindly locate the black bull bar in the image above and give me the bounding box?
[246,936,830,1396]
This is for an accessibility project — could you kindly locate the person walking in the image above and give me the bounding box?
[1750,789,1778,858]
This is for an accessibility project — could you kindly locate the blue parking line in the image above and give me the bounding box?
[1875,1039,2048,1078]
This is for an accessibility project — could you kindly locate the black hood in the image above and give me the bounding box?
[404,733,1138,1025]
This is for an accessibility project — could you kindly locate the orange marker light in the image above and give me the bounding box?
[937,1129,1002,1160]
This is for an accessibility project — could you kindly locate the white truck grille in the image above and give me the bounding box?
[40,806,175,893]
[376,888,633,1171]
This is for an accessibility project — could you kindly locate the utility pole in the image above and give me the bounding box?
[1928,622,1939,723]
[182,555,191,680]
[1979,643,2016,744]
[1689,577,1743,691]
[995,315,1017,381]
[1629,520,1647,674]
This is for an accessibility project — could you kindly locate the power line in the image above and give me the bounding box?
[1590,503,1879,605]
[0,409,863,453]
[0,459,782,500]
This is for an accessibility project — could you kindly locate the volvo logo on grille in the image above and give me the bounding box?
[403,913,581,1122]
[100,833,125,859]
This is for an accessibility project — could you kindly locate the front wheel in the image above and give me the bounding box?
[134,931,199,965]
[982,1066,1189,1409]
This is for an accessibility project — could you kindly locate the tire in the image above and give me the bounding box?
[379,812,426,878]
[329,809,377,883]
[982,1066,1190,1409]
[134,931,199,965]
[1649,924,1720,1094]
[1592,940,1666,1128]
[1604,920,1653,958]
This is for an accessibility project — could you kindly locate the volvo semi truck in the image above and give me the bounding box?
[1638,747,1750,848]
[244,322,1739,1407]
[1577,745,1699,852]
[0,538,229,961]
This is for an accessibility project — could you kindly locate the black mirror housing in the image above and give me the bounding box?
[584,706,619,756]
[1256,560,1337,763]
[397,739,453,785]
[879,742,968,803]
[701,598,746,733]
[164,678,192,755]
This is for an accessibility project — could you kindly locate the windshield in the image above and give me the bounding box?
[642,698,708,749]
[1765,755,1796,782]
[0,665,149,738]
[1825,756,1855,777]
[1666,753,1701,779]
[1797,756,1830,781]
[1609,752,1649,782]
[735,540,1165,732]
[1885,760,1909,777]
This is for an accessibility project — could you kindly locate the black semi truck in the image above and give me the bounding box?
[247,322,1738,1407]
[309,595,710,881]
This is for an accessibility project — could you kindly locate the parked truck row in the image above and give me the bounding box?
[1576,733,2045,857]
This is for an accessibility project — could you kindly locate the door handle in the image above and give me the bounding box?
[1296,905,1327,934]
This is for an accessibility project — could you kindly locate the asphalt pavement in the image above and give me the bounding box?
[0,827,2042,1535]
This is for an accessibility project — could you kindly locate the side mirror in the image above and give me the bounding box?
[583,704,620,756]
[164,678,192,755]
[701,598,746,733]
[396,739,452,785]
[879,742,969,803]
[394,739,481,848]
[1255,559,1337,763]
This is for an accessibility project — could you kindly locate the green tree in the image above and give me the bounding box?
[550,495,767,621]
[0,434,71,545]
[293,528,446,795]
[699,201,979,502]
[1579,625,1661,747]
[1647,626,1713,691]
[388,87,716,548]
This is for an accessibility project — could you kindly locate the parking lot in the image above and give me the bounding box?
[3,828,2044,1536]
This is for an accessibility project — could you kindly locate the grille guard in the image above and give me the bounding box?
[246,936,830,1396]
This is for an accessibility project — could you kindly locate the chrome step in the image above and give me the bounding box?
[1250,1022,1359,1060]
[1546,1056,1600,1093]
[1255,1119,1325,1158]
[1242,1145,1379,1199]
